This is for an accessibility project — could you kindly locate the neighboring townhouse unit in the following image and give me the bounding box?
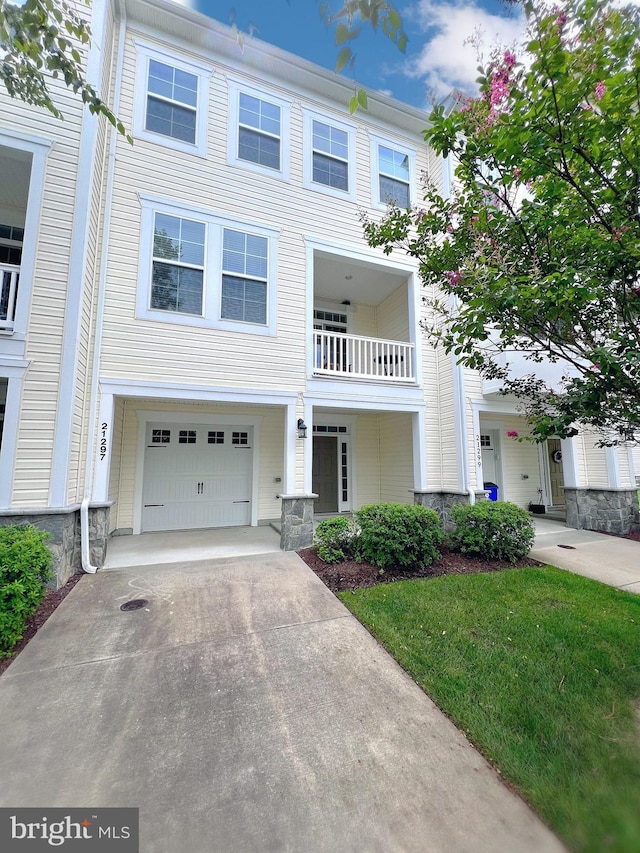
[0,0,637,585]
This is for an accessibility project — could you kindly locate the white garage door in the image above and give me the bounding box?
[142,423,253,532]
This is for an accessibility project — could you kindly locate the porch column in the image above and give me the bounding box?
[560,436,580,488]
[283,402,297,494]
[93,391,115,502]
[605,446,621,488]
[412,409,428,491]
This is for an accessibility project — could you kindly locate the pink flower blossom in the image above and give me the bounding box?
[514,167,522,179]
[555,12,567,28]
[582,103,593,111]
[506,430,519,438]
[503,50,516,69]
[594,81,606,101]
[445,270,463,287]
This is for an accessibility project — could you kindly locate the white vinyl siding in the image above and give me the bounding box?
[379,412,414,503]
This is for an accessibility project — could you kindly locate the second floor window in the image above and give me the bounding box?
[312,121,348,191]
[138,198,278,335]
[221,229,268,325]
[238,93,281,170]
[151,213,205,315]
[378,145,410,208]
[146,60,198,144]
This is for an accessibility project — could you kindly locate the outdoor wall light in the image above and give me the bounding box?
[297,419,308,439]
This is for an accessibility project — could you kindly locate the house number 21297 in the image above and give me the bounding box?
[99,422,108,461]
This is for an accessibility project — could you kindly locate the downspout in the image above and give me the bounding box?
[443,151,475,505]
[81,1,127,572]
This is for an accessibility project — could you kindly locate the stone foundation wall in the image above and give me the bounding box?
[414,490,487,530]
[0,503,111,588]
[279,495,316,550]
[564,488,640,535]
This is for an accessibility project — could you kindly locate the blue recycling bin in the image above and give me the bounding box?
[484,482,499,502]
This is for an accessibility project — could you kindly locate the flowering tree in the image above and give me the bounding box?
[363,0,640,445]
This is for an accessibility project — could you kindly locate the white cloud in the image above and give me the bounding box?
[167,0,195,7]
[403,0,525,99]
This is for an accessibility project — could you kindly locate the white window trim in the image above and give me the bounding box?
[302,108,357,202]
[369,132,415,210]
[133,40,212,158]
[137,195,279,336]
[227,77,291,181]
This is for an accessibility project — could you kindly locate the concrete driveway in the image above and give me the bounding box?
[0,552,563,853]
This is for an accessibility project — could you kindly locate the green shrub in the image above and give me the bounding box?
[449,501,535,563]
[356,503,444,570]
[0,525,52,656]
[314,516,360,564]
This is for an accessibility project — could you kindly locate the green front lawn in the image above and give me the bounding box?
[339,566,640,853]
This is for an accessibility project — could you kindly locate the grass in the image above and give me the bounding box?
[338,566,640,853]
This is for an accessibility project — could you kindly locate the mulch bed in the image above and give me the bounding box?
[298,545,540,594]
[0,573,83,677]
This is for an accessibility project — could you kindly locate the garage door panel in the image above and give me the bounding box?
[142,423,253,532]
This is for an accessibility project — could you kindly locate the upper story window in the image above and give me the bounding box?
[146,60,198,144]
[303,109,356,201]
[238,94,281,170]
[227,78,291,180]
[134,42,212,157]
[313,122,348,190]
[138,196,278,336]
[370,134,415,209]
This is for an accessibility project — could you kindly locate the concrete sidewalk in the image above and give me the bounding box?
[0,552,563,853]
[531,518,640,594]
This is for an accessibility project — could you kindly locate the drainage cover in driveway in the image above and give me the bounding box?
[120,599,148,611]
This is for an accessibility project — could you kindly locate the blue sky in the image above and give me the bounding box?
[172,1,527,108]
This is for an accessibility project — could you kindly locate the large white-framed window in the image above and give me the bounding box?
[134,41,211,157]
[302,108,356,201]
[137,195,278,336]
[370,133,415,209]
[227,78,291,180]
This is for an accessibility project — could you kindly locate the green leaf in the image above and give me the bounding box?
[335,22,350,45]
[335,46,352,73]
[357,88,368,109]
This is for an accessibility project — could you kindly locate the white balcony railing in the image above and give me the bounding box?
[313,330,415,382]
[0,264,19,332]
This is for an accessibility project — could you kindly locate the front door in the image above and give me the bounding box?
[312,436,338,513]
[547,439,565,505]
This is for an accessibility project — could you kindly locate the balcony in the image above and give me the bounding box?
[313,330,415,382]
[0,264,19,332]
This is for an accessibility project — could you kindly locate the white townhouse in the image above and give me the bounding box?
[0,0,637,584]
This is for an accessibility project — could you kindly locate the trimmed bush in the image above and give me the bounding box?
[356,503,444,570]
[0,525,52,657]
[449,501,535,563]
[314,516,360,564]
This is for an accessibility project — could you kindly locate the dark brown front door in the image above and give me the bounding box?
[312,436,338,513]
[547,439,565,505]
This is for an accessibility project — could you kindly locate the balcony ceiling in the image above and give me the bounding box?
[314,254,408,306]
[0,147,31,214]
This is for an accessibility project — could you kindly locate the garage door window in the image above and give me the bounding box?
[151,429,171,444]
[208,431,224,444]
[178,430,197,443]
[232,431,249,445]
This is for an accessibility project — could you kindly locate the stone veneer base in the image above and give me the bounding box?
[278,494,317,550]
[0,503,112,588]
[413,490,487,530]
[564,488,640,536]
